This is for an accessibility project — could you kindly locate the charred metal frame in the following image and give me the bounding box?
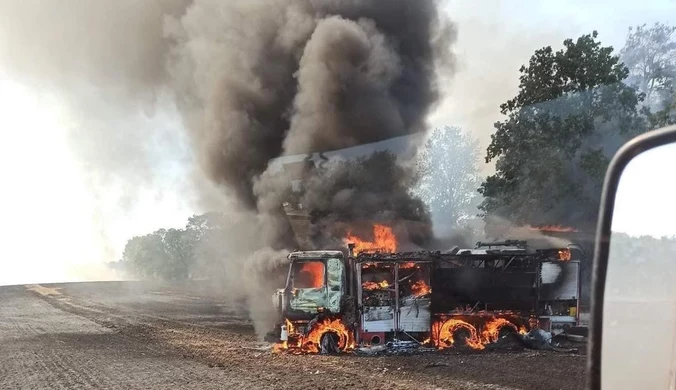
[277,240,585,351]
[353,249,578,329]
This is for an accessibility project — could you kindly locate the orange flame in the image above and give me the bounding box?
[410,280,431,297]
[433,318,485,350]
[273,317,354,354]
[481,318,527,344]
[304,317,355,353]
[273,319,298,353]
[272,340,288,353]
[528,225,578,233]
[558,248,572,261]
[299,262,324,289]
[399,262,417,269]
[432,316,527,350]
[362,280,390,290]
[344,224,397,255]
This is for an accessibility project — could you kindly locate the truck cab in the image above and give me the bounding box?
[273,251,346,320]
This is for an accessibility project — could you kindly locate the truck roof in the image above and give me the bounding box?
[288,250,344,259]
[355,247,582,263]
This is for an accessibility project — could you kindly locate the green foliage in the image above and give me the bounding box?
[480,31,646,230]
[414,126,481,232]
[121,213,230,280]
[185,212,231,279]
[644,98,676,128]
[121,229,184,280]
[622,23,676,128]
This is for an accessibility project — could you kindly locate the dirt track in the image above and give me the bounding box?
[0,281,585,389]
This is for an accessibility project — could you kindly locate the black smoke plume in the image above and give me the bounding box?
[166,0,454,248]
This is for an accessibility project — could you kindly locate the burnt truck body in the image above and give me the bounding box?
[272,240,583,352]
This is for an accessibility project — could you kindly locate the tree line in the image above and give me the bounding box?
[120,212,229,280]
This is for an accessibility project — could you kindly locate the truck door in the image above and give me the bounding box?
[397,263,432,333]
[289,260,328,313]
[325,258,344,314]
[359,263,396,333]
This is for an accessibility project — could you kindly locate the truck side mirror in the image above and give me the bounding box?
[587,125,676,389]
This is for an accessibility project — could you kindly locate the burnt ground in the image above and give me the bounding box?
[1,281,586,390]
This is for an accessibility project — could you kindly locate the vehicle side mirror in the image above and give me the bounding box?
[587,125,676,389]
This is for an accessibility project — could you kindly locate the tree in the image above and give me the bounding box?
[121,227,196,280]
[120,211,259,281]
[185,212,231,279]
[480,32,646,231]
[121,232,167,279]
[414,126,481,234]
[645,98,676,128]
[162,228,195,280]
[621,23,676,128]
[620,23,676,107]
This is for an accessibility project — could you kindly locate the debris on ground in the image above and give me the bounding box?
[519,329,553,350]
[355,340,436,356]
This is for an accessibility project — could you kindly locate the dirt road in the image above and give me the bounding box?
[0,281,585,390]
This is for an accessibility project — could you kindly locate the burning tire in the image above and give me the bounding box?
[481,317,528,344]
[434,319,484,350]
[498,326,516,338]
[453,327,473,346]
[273,317,355,354]
[305,317,354,354]
[432,317,527,350]
[319,331,341,354]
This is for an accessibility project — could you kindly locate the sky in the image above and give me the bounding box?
[0,79,194,285]
[0,1,674,286]
[612,141,676,238]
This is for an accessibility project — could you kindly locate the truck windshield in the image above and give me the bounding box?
[292,261,325,289]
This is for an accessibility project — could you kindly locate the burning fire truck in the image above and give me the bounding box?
[271,225,584,353]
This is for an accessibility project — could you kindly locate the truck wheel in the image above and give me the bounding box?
[320,331,341,354]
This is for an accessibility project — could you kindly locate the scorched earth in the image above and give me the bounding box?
[0,281,584,390]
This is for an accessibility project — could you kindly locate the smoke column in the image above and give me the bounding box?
[166,0,454,210]
[166,0,455,332]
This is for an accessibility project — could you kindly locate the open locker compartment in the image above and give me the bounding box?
[356,258,432,342]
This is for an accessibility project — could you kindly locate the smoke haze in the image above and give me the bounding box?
[0,0,455,332]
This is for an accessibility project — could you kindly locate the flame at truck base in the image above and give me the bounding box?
[432,316,528,350]
[273,317,355,354]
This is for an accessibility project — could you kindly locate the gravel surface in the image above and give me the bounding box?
[0,281,586,389]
